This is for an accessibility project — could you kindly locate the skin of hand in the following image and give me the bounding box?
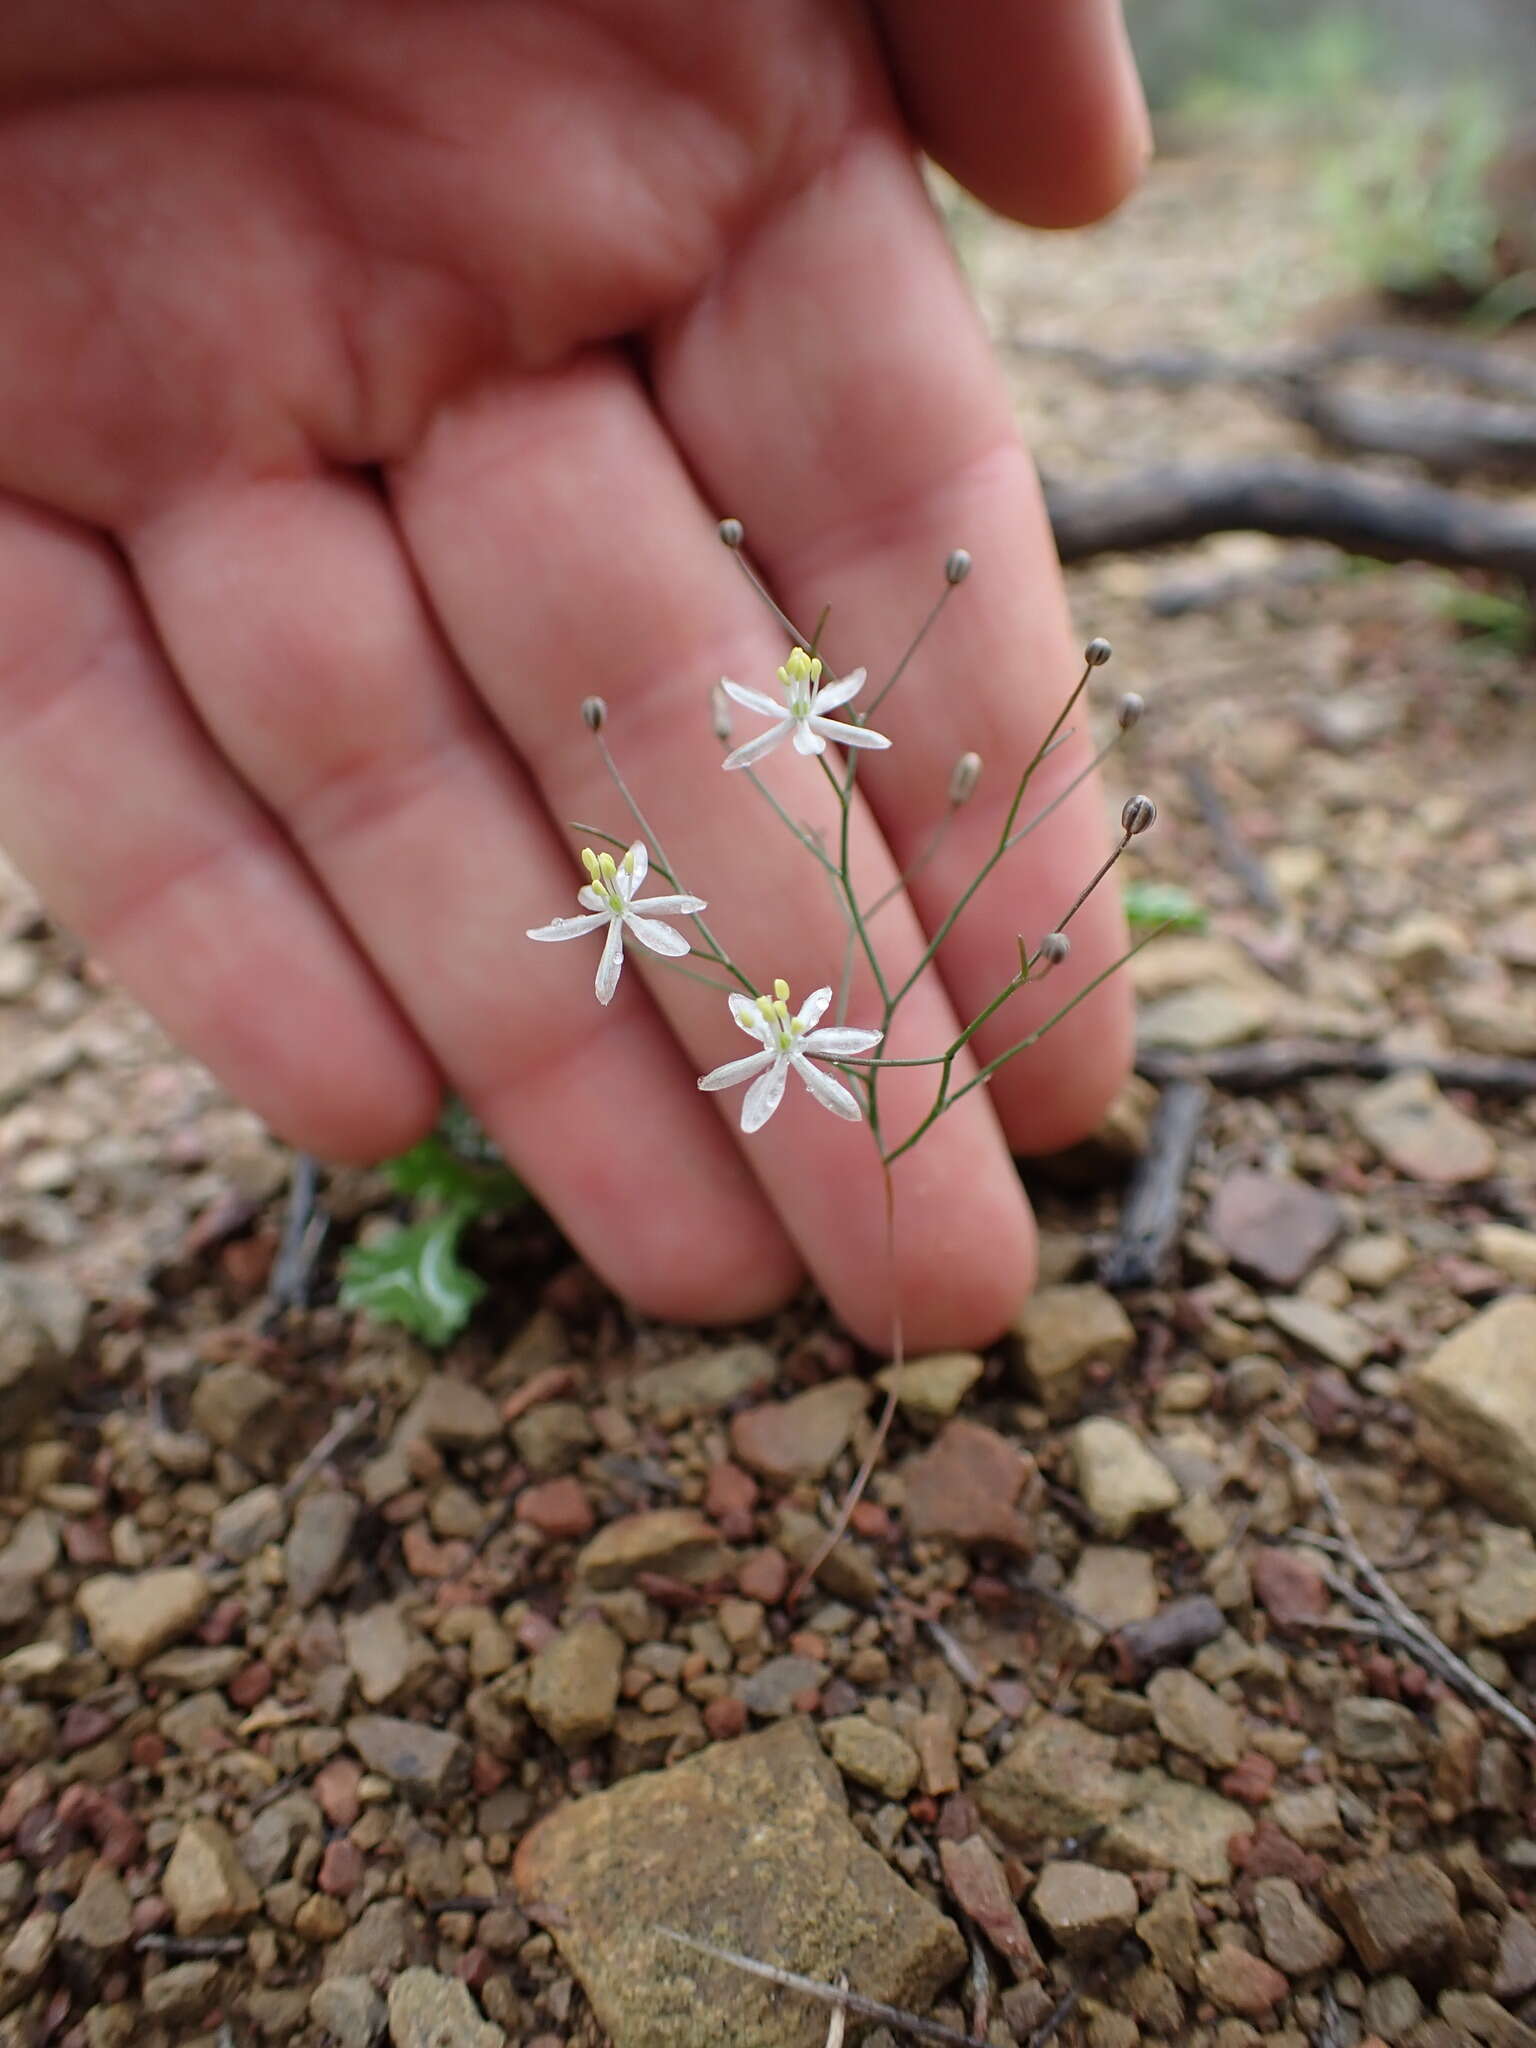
[0,0,1149,1350]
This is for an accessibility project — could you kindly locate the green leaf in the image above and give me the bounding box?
[338,1209,486,1346]
[383,1133,523,1215]
[1123,880,1208,933]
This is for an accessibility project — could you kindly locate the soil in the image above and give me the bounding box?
[5,131,1536,2048]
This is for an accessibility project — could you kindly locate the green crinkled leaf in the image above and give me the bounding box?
[383,1132,524,1214]
[1123,879,1208,932]
[338,1208,486,1346]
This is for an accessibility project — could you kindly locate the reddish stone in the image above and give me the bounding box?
[130,1733,167,1771]
[736,1548,789,1605]
[848,1501,893,1541]
[1365,1652,1403,1699]
[1232,1820,1325,1889]
[515,1611,560,1655]
[63,1517,114,1568]
[314,1758,363,1829]
[199,1598,245,1646]
[317,1838,365,1897]
[131,1897,171,1937]
[789,1630,827,1662]
[381,1488,429,1525]
[501,1367,577,1424]
[471,1750,510,1796]
[61,1704,118,1753]
[0,1767,50,1838]
[1221,1753,1277,1806]
[901,1420,1037,1550]
[405,1437,445,1483]
[401,1523,472,1579]
[53,1784,141,1869]
[790,1688,822,1715]
[516,1476,595,1539]
[1252,1548,1330,1628]
[455,1946,494,1992]
[704,1697,748,1741]
[227,1660,273,1709]
[704,1462,758,1522]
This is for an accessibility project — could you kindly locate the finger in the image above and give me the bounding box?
[395,354,1036,1353]
[873,0,1151,227]
[125,469,798,1324]
[650,124,1136,1156]
[0,492,438,1158]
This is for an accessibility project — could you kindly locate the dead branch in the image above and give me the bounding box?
[1136,1040,1536,1095]
[1043,457,1536,582]
[1291,384,1536,480]
[1099,1078,1210,1290]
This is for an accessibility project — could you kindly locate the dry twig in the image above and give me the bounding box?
[1261,1424,1536,1743]
[1099,1078,1210,1290]
[1137,1040,1536,1096]
[282,1397,376,1502]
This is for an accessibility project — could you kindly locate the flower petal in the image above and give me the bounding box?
[728,992,772,1042]
[594,918,626,1004]
[741,1057,790,1132]
[624,914,691,958]
[636,893,706,917]
[723,720,794,771]
[698,1048,774,1093]
[801,1025,884,1059]
[792,721,827,756]
[813,716,891,751]
[576,885,606,912]
[623,840,649,892]
[792,1052,864,1121]
[810,668,866,713]
[796,986,834,1031]
[721,678,787,718]
[526,911,609,941]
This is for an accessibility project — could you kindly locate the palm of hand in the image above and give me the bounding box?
[0,0,1146,1347]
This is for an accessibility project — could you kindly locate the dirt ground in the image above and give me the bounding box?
[5,128,1536,2048]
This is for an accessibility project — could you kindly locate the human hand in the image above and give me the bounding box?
[0,0,1148,1349]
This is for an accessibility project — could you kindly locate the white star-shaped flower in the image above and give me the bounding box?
[527,842,705,1005]
[720,647,891,771]
[698,979,883,1133]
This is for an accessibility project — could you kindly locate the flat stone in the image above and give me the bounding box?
[526,1613,624,1750]
[1362,1975,1425,2039]
[321,1900,431,1980]
[576,1509,724,1590]
[821,1716,918,1799]
[310,1976,388,2048]
[973,1716,1134,1847]
[1253,1876,1344,1974]
[1031,1862,1139,1957]
[1139,985,1276,1051]
[1265,1296,1373,1372]
[1323,1854,1464,1976]
[1208,1172,1342,1288]
[1012,1287,1135,1420]
[1446,989,1536,1058]
[513,1719,965,2048]
[343,1604,433,1708]
[1100,1771,1248,1885]
[630,1344,775,1420]
[162,1818,260,1936]
[1461,1525,1536,1643]
[77,1567,208,1668]
[1440,1989,1536,2046]
[1271,1785,1344,1853]
[1147,1668,1243,1769]
[901,1419,1038,1550]
[1476,1223,1536,1288]
[510,1400,595,1478]
[0,1508,57,1581]
[1495,1914,1536,2000]
[1252,1546,1330,1627]
[736,1654,827,1719]
[1137,1881,1199,1991]
[189,1361,286,1466]
[211,1484,288,1562]
[347,1715,470,1806]
[729,1378,870,1484]
[387,1968,503,2048]
[361,1375,502,1503]
[1406,1299,1536,1526]
[938,1836,1042,1975]
[1333,1697,1424,1766]
[1196,1946,1288,2016]
[1064,1546,1159,1644]
[284,1491,360,1607]
[0,1268,83,1438]
[773,1508,880,1605]
[1352,1069,1497,1184]
[1073,1418,1180,1537]
[1337,1232,1414,1289]
[142,1960,222,2024]
[875,1352,983,1424]
[58,1870,131,1973]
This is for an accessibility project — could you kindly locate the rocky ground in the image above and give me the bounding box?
[6,125,1536,2048]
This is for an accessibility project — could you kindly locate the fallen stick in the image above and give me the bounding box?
[1043,457,1536,583]
[1136,1040,1536,1095]
[1292,384,1536,480]
[1098,1078,1210,1290]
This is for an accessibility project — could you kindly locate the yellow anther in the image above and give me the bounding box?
[808,656,822,683]
[581,847,601,880]
[757,994,776,1019]
[598,851,617,880]
[790,1018,806,1037]
[773,978,790,1002]
[622,848,636,876]
[783,647,813,685]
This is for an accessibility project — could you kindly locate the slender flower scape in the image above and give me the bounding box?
[720,647,891,771]
[698,980,883,1133]
[526,842,705,1005]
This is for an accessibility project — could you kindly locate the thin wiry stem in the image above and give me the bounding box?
[863,576,958,718]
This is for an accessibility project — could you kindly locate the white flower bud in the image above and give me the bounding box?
[1084,637,1113,667]
[1117,692,1145,732]
[945,548,972,586]
[1121,793,1157,837]
[580,696,607,731]
[947,750,983,807]
[1038,931,1071,966]
[718,517,744,549]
